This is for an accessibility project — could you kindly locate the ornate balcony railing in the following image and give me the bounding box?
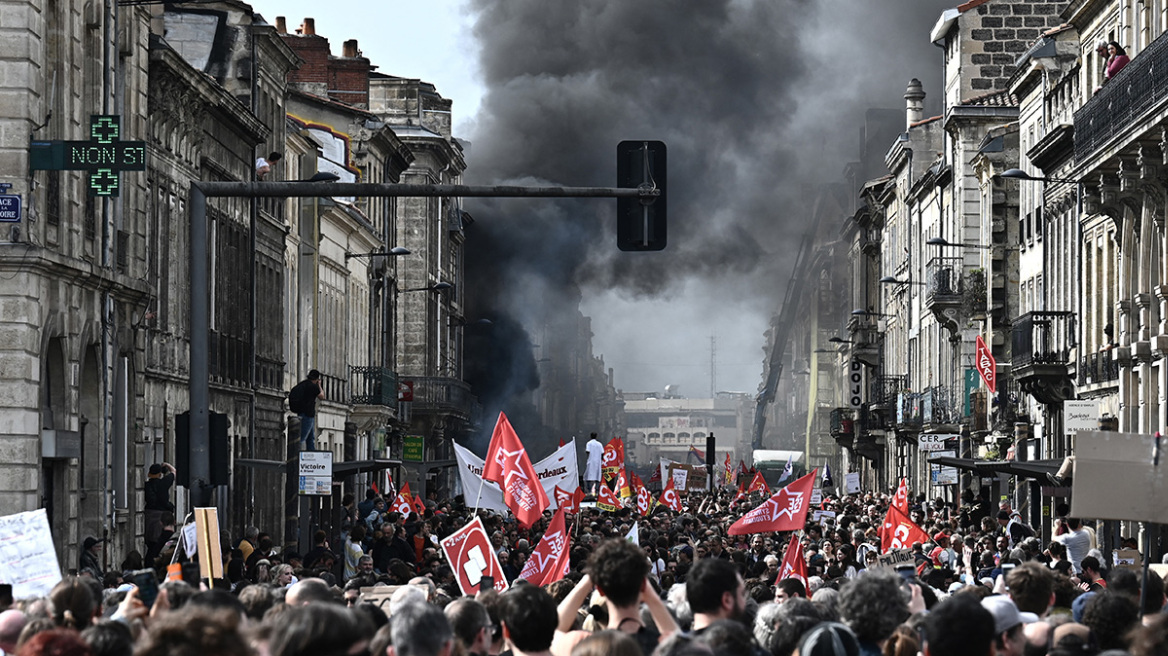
[1011,311,1076,368]
[1075,29,1168,163]
[829,408,854,437]
[871,375,906,406]
[921,385,955,425]
[897,392,922,429]
[408,376,475,420]
[1079,349,1120,386]
[349,366,398,407]
[925,257,963,303]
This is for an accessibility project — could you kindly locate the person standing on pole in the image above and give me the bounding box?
[289,369,325,451]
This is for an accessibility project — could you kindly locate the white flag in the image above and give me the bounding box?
[778,454,794,484]
[625,521,639,546]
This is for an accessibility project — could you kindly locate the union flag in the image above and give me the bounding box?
[616,469,632,499]
[553,485,582,514]
[879,503,930,553]
[597,481,621,512]
[893,477,911,515]
[778,534,808,585]
[636,484,654,516]
[481,411,549,528]
[602,438,625,479]
[658,479,683,513]
[728,470,817,536]
[391,482,414,518]
[518,509,570,587]
[747,471,771,495]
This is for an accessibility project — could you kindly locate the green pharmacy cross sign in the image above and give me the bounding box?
[30,115,146,197]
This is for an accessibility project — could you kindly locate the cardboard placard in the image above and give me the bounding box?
[844,472,861,494]
[194,507,223,581]
[874,548,915,570]
[1112,548,1141,570]
[0,509,62,599]
[666,464,708,492]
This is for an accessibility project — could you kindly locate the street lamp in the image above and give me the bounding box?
[880,275,925,286]
[996,168,1078,184]
[852,309,891,317]
[401,282,454,294]
[345,246,410,260]
[450,317,492,327]
[927,236,995,251]
[827,336,853,345]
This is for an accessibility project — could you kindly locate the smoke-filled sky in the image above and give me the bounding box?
[253,0,955,400]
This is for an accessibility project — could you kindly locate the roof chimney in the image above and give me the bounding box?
[275,16,287,34]
[301,18,315,36]
[343,39,359,58]
[905,78,926,130]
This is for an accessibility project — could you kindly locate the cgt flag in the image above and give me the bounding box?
[724,453,734,487]
[658,479,683,513]
[892,478,910,515]
[636,484,654,516]
[747,471,771,496]
[518,509,570,587]
[391,482,415,518]
[729,469,818,536]
[602,438,625,479]
[616,469,633,499]
[553,485,583,514]
[879,503,930,553]
[481,411,549,528]
[596,481,621,512]
[778,534,808,585]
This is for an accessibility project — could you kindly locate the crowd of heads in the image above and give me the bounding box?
[11,482,1166,656]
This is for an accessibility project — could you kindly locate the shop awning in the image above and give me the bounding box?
[333,458,402,476]
[927,456,1066,482]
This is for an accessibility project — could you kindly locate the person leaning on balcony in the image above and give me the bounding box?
[1104,41,1130,83]
[289,369,325,451]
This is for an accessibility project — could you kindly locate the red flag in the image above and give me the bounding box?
[602,438,624,478]
[630,471,646,491]
[617,469,632,498]
[439,516,507,596]
[391,482,414,518]
[558,437,565,448]
[658,479,683,513]
[893,478,910,515]
[481,412,550,528]
[597,481,621,512]
[636,484,654,516]
[413,492,426,515]
[371,481,380,496]
[724,453,734,486]
[732,481,747,504]
[728,469,818,536]
[747,471,771,495]
[778,534,808,585]
[879,504,930,553]
[647,465,662,484]
[518,509,570,587]
[553,485,580,514]
[738,460,748,477]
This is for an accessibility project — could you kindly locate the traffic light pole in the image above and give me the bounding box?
[186,180,660,507]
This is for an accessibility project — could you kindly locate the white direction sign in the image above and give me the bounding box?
[1064,400,1100,433]
[298,451,333,496]
[918,433,956,452]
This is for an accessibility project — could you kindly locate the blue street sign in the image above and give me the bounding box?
[0,194,20,223]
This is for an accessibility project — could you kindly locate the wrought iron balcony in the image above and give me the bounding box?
[1078,349,1120,386]
[870,375,906,408]
[921,385,955,425]
[407,376,475,421]
[1075,29,1168,163]
[829,408,854,437]
[349,366,398,407]
[896,391,922,429]
[925,257,964,333]
[1011,311,1076,405]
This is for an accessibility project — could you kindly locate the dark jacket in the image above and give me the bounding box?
[289,379,321,417]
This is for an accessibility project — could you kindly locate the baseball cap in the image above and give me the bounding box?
[82,536,106,550]
[981,595,1038,635]
[933,531,949,542]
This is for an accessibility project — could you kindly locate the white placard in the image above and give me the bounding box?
[1064,400,1100,433]
[182,521,198,557]
[812,509,837,524]
[299,451,333,496]
[918,433,957,452]
[672,468,689,491]
[0,509,62,599]
[844,472,861,494]
[810,488,823,506]
[931,450,958,485]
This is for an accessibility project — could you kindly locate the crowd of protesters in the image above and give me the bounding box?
[9,482,1168,656]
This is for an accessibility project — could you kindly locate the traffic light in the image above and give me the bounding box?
[616,140,667,251]
[175,411,231,487]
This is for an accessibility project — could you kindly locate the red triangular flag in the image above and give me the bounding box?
[413,492,426,515]
[778,534,808,585]
[558,437,565,448]
[481,411,550,528]
[893,477,910,515]
[728,469,817,535]
[732,480,747,504]
[371,481,380,496]
[658,479,683,513]
[879,503,930,553]
[518,509,570,587]
[597,480,621,512]
[747,470,771,495]
[391,482,414,518]
[647,465,662,484]
[553,485,580,514]
[738,460,748,476]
